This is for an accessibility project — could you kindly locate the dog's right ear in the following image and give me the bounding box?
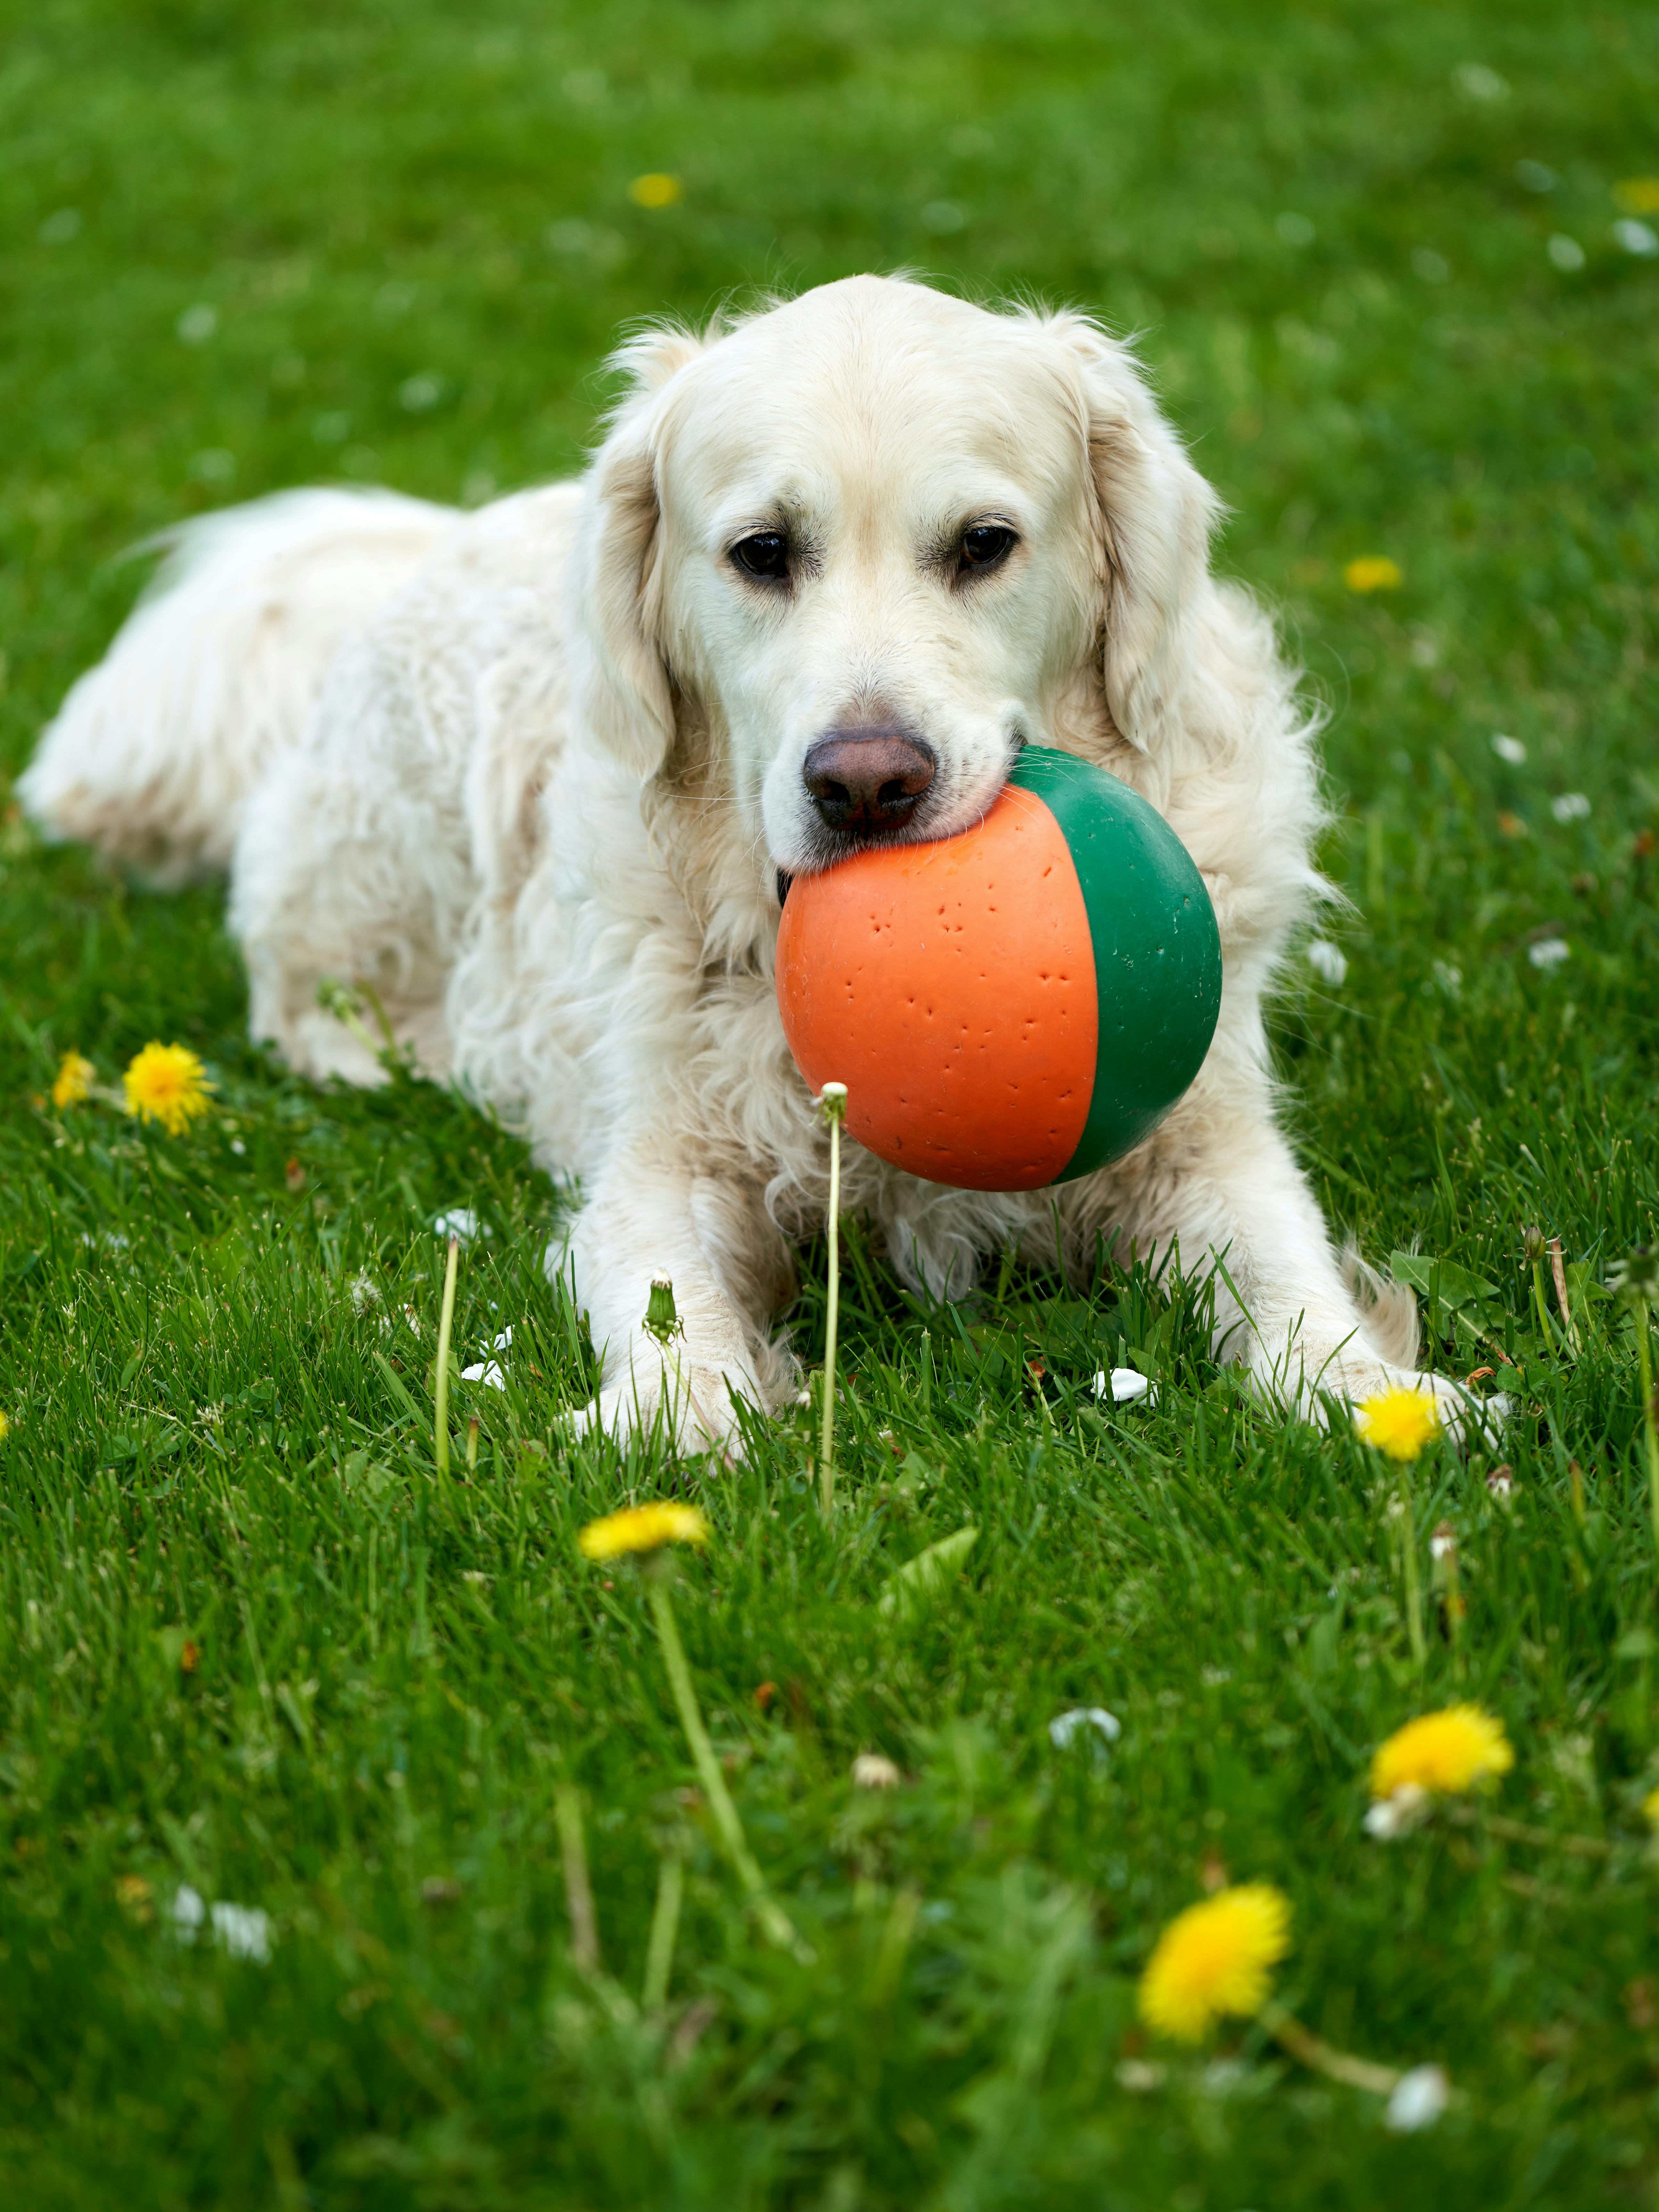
[570,324,708,782]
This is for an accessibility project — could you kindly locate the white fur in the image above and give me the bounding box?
[22,276,1490,1449]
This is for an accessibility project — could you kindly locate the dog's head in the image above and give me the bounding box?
[570,275,1219,888]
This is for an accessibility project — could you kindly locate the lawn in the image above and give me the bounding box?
[3,1,1659,2205]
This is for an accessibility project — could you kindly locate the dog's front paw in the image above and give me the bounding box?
[1349,1363,1510,1452]
[1260,1349,1509,1451]
[566,1349,752,1458]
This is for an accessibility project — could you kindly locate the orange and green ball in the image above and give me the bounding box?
[775,746,1223,1192]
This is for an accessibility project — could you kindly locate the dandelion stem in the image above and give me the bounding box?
[315,980,383,1064]
[1366,808,1386,917]
[818,1084,847,1515]
[1525,1227,1555,1349]
[1259,2001,1401,2097]
[642,1849,684,2011]
[553,1783,600,1974]
[646,1572,804,1956]
[433,1233,460,1476]
[1400,1468,1427,1669]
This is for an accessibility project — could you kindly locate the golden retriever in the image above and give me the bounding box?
[23,275,1480,1448]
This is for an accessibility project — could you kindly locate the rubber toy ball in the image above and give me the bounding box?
[774,745,1223,1192]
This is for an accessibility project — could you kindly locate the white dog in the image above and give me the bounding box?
[22,274,1471,1449]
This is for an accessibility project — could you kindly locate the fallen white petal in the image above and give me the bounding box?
[490,1325,514,1352]
[851,1752,902,1790]
[1550,791,1590,822]
[1491,733,1527,763]
[1094,1367,1156,1405]
[460,1361,506,1390]
[1386,2063,1451,2132]
[1614,218,1658,257]
[1049,1706,1122,1751]
[210,1901,273,1964]
[433,1208,485,1243]
[1307,938,1348,986]
[1454,63,1508,102]
[1528,937,1570,970]
[172,1883,206,1937]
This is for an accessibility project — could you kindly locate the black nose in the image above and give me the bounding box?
[802,726,937,837]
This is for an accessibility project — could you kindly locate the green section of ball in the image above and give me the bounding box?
[1007,747,1223,1180]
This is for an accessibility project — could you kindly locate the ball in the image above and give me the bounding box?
[775,745,1223,1191]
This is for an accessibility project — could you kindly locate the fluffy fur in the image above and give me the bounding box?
[22,274,1483,1448]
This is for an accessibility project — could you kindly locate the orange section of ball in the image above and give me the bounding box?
[776,785,1097,1190]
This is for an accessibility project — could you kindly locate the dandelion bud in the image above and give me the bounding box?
[643,1271,682,1344]
[1522,1224,1545,1267]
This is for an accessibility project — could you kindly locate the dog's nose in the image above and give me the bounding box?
[802,727,936,837]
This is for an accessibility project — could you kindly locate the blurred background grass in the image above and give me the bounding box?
[3,4,1659,2207]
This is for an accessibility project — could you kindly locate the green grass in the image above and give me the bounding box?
[4,2,1659,2204]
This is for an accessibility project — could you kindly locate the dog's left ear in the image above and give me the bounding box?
[1044,312,1221,753]
[570,323,709,781]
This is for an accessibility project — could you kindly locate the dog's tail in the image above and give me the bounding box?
[18,488,456,885]
[1341,1242,1421,1368]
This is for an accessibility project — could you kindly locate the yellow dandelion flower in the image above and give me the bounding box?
[0,1409,10,1443]
[628,172,683,209]
[1614,178,1659,216]
[1344,556,1403,593]
[1641,1785,1659,1830]
[52,1050,96,1109]
[1370,1704,1513,1802]
[578,1501,710,1560]
[122,1042,214,1136]
[1355,1386,1443,1462]
[1138,1883,1292,2044]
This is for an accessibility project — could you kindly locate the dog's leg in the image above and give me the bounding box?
[557,1129,795,1454]
[1077,1103,1502,1441]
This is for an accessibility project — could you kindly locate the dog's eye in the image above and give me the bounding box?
[959,524,1017,572]
[732,532,789,580]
